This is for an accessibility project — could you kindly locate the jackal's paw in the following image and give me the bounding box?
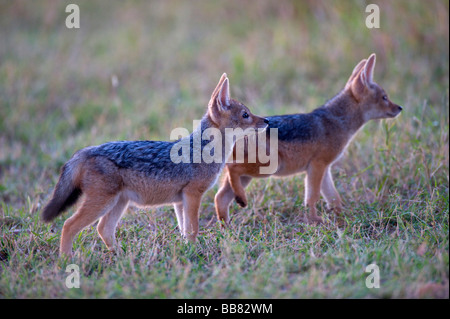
[217,217,230,229]
[107,245,121,256]
[59,251,74,259]
[183,233,198,244]
[308,215,324,224]
[327,206,343,216]
[335,217,347,228]
[235,196,247,208]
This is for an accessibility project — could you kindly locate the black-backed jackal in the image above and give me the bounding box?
[42,73,268,256]
[215,54,402,224]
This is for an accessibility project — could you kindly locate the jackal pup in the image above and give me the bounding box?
[215,54,402,224]
[42,73,268,256]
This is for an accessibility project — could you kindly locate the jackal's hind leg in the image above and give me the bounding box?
[60,194,119,256]
[97,195,129,252]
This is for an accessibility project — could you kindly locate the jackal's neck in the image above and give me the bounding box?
[189,114,235,165]
[323,91,367,135]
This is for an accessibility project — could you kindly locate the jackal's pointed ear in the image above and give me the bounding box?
[208,73,227,109]
[363,53,376,85]
[208,74,230,122]
[350,54,377,99]
[345,59,367,89]
[210,73,227,101]
[216,78,231,110]
[351,70,365,99]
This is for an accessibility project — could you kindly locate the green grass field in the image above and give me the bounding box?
[0,0,448,299]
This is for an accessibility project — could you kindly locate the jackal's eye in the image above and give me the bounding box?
[382,95,388,101]
[242,112,249,119]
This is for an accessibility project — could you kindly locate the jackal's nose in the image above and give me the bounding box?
[397,105,403,112]
[264,118,269,124]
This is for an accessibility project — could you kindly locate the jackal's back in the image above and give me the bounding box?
[266,106,339,143]
[87,140,190,178]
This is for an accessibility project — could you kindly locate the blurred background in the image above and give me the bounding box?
[0,0,448,209]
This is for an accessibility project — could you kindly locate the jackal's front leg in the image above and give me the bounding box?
[215,177,235,225]
[320,166,343,215]
[229,171,249,208]
[304,162,327,223]
[215,174,253,226]
[174,203,184,234]
[182,192,202,242]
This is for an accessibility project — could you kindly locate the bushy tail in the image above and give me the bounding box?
[41,161,82,223]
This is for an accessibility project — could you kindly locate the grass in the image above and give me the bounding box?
[0,0,448,299]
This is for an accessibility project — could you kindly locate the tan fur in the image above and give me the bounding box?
[215,54,403,224]
[43,73,268,256]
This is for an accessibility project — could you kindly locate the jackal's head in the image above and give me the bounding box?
[345,53,403,121]
[207,73,268,135]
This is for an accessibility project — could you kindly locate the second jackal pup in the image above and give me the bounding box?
[215,54,402,223]
[42,73,268,256]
